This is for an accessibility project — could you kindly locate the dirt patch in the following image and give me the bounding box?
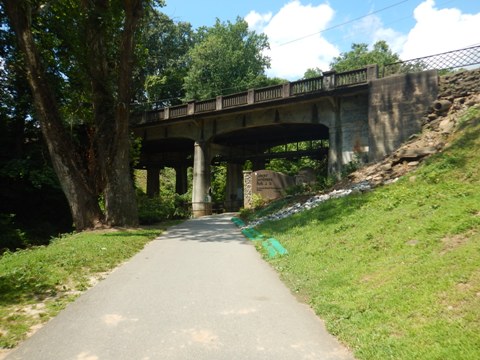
[440,233,470,253]
[0,349,12,360]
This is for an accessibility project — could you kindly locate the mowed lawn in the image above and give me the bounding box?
[0,225,172,349]
[258,106,480,359]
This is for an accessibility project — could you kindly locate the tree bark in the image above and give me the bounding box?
[82,0,141,227]
[3,0,104,230]
[103,0,142,226]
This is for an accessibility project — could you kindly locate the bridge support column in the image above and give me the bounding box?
[192,141,212,217]
[175,165,188,195]
[225,163,243,211]
[146,167,160,198]
[328,128,342,177]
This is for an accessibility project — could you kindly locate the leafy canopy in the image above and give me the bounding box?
[135,10,194,109]
[183,17,271,100]
[330,40,400,72]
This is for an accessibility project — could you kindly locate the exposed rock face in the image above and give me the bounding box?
[348,68,480,187]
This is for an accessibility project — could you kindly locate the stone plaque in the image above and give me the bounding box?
[295,167,316,185]
[252,170,295,201]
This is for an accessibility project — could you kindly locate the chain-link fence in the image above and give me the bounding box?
[383,44,480,77]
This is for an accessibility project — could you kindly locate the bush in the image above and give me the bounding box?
[0,214,27,253]
[238,207,255,221]
[137,192,191,224]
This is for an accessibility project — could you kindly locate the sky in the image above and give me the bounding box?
[162,0,480,80]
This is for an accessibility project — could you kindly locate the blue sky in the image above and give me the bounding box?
[162,0,480,80]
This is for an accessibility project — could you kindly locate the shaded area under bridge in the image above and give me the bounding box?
[132,65,438,216]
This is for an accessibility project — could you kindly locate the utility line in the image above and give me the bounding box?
[277,0,411,47]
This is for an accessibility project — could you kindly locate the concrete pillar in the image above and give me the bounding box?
[146,167,160,198]
[366,64,378,81]
[328,97,342,177]
[323,70,336,90]
[175,165,188,195]
[243,170,253,209]
[192,141,212,217]
[225,163,244,211]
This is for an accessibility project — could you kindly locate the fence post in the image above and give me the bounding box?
[247,89,255,104]
[216,96,223,111]
[323,71,336,90]
[282,83,291,98]
[366,64,378,81]
[187,101,195,115]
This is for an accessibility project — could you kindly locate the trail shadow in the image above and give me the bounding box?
[153,214,250,245]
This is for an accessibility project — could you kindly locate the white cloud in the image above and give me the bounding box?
[246,1,339,80]
[401,0,480,60]
[244,11,272,33]
[351,14,407,54]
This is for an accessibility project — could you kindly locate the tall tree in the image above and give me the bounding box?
[1,0,154,230]
[183,17,271,100]
[330,40,400,72]
[134,11,194,109]
[303,67,323,79]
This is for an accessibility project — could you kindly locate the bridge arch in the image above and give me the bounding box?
[208,122,331,212]
[133,68,438,217]
[137,137,194,197]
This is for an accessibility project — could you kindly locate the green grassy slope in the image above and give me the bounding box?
[258,105,480,359]
[0,227,168,348]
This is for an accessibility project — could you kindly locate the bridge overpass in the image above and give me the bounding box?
[132,65,438,216]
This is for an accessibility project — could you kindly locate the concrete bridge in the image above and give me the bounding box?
[132,66,438,217]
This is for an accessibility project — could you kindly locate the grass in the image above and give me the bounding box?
[257,105,480,360]
[0,223,176,349]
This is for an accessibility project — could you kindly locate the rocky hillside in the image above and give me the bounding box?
[348,68,480,186]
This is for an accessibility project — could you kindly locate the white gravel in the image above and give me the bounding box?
[244,181,372,228]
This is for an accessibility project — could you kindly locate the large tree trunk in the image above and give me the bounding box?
[103,0,141,226]
[83,0,141,227]
[3,0,104,230]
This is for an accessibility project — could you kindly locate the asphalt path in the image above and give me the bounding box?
[6,214,355,360]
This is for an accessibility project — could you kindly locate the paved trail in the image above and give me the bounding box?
[6,214,354,360]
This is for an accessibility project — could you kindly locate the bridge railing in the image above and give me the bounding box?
[195,99,217,113]
[223,92,248,108]
[254,84,284,102]
[169,104,188,118]
[290,77,324,95]
[335,68,368,86]
[131,65,378,125]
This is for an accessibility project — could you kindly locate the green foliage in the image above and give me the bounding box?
[251,193,267,209]
[134,10,194,108]
[257,107,480,359]
[0,214,26,253]
[303,67,323,79]
[266,141,328,176]
[211,164,227,204]
[0,227,166,348]
[330,40,400,72]
[341,159,361,178]
[238,207,255,222]
[137,192,191,224]
[134,167,193,224]
[183,17,271,100]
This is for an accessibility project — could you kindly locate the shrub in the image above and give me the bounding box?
[137,192,191,224]
[0,214,27,253]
